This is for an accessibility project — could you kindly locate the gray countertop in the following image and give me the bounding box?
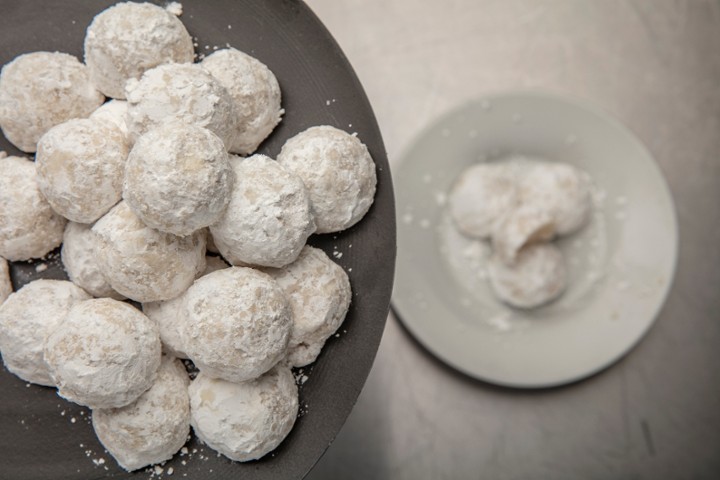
[303,1,720,479]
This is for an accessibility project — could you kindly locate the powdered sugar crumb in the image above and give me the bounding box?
[165,2,183,16]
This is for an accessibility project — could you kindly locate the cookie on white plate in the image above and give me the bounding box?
[488,243,567,309]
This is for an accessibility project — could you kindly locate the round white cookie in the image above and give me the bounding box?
[84,1,194,99]
[90,100,129,138]
[210,155,315,268]
[36,118,129,224]
[124,122,233,236]
[61,222,125,300]
[142,255,228,359]
[277,125,377,233]
[491,203,556,266]
[0,51,104,152]
[517,162,592,236]
[488,243,567,309]
[92,356,190,471]
[92,202,206,303]
[0,279,90,386]
[0,258,11,305]
[0,156,66,261]
[182,267,292,383]
[202,48,283,155]
[44,298,161,409]
[448,162,519,239]
[262,246,351,367]
[125,63,237,148]
[189,365,298,462]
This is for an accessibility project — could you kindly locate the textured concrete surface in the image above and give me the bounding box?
[304,1,720,479]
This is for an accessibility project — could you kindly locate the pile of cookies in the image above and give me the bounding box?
[0,1,376,471]
[448,157,592,308]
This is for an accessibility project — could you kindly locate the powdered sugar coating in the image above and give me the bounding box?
[84,2,194,99]
[210,155,315,268]
[142,256,228,359]
[0,258,10,305]
[517,162,592,236]
[36,118,129,224]
[449,162,519,239]
[143,297,186,360]
[491,203,556,266]
[488,243,567,309]
[277,126,377,233]
[125,63,237,148]
[0,280,90,386]
[92,202,206,303]
[202,48,283,155]
[189,365,298,462]
[61,222,125,300]
[93,356,190,471]
[44,298,161,409]
[0,52,104,152]
[182,267,292,382]
[262,246,351,367]
[90,100,129,138]
[0,156,66,261]
[124,122,233,236]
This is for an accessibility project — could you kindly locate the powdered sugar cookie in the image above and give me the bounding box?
[210,155,315,268]
[0,156,66,261]
[202,48,283,155]
[517,162,592,236]
[123,122,233,236]
[488,243,567,309]
[93,356,190,471]
[142,255,228,359]
[44,298,161,408]
[0,52,103,152]
[125,63,237,148]
[262,246,351,367]
[0,279,90,386]
[61,222,125,300]
[491,203,556,265]
[0,258,10,305]
[182,267,291,382]
[36,118,129,223]
[448,162,519,239]
[277,125,376,233]
[84,2,194,99]
[92,202,206,303]
[90,100,129,138]
[189,365,298,462]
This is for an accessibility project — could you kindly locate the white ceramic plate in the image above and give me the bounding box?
[392,92,678,388]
